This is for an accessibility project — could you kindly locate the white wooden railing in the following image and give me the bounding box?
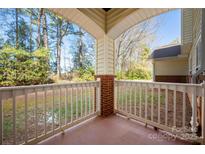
[0,81,101,145]
[115,80,205,144]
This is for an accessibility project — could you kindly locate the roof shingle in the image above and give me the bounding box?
[150,45,181,59]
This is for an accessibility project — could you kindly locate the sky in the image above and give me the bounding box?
[150,9,181,50]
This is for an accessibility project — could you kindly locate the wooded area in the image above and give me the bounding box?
[0,8,160,87]
[0,8,95,86]
[115,18,160,80]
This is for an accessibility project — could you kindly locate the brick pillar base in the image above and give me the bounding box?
[95,75,115,117]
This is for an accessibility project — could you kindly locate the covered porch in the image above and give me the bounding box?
[0,8,205,145]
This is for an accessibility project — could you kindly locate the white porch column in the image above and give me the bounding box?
[96,34,115,75]
[95,35,115,116]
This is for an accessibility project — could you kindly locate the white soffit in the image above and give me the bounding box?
[107,8,174,39]
[49,8,105,39]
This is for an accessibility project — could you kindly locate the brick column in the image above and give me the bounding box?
[95,75,115,117]
[95,34,115,117]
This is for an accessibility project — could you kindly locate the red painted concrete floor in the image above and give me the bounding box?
[39,115,192,145]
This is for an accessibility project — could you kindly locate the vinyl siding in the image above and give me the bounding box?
[96,35,114,75]
[188,9,202,75]
[154,59,188,76]
[182,9,193,45]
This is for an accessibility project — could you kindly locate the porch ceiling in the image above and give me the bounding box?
[49,8,173,39]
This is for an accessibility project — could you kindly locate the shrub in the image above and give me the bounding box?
[72,67,95,81]
[116,65,151,80]
[0,46,53,87]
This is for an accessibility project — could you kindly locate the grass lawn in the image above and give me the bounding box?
[116,85,192,129]
[2,87,95,144]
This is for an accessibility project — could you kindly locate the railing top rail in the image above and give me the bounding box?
[0,81,100,91]
[115,80,203,87]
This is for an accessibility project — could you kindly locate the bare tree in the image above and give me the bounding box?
[115,18,161,72]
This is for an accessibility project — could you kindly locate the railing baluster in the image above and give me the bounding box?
[119,83,121,110]
[89,86,91,115]
[117,83,119,111]
[59,87,61,127]
[35,88,38,139]
[114,82,117,112]
[145,84,148,120]
[134,84,137,116]
[24,89,28,143]
[118,83,120,111]
[76,86,78,119]
[151,85,154,121]
[96,81,101,115]
[182,86,186,128]
[191,86,197,133]
[0,93,3,145]
[139,83,142,117]
[126,84,128,113]
[158,85,161,124]
[122,84,124,111]
[82,85,84,116]
[12,90,16,144]
[85,84,87,116]
[81,87,83,117]
[52,87,55,134]
[71,86,73,123]
[129,83,132,114]
[173,86,176,127]
[92,86,95,114]
[65,86,68,125]
[165,86,168,126]
[44,88,47,135]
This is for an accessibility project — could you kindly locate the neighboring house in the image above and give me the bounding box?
[185,9,204,84]
[151,44,188,83]
[151,8,205,84]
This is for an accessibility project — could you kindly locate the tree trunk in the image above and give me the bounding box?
[42,9,48,49]
[56,19,62,79]
[37,8,43,48]
[15,8,19,49]
[29,9,33,52]
[79,35,83,69]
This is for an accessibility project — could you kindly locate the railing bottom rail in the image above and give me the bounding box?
[115,110,202,144]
